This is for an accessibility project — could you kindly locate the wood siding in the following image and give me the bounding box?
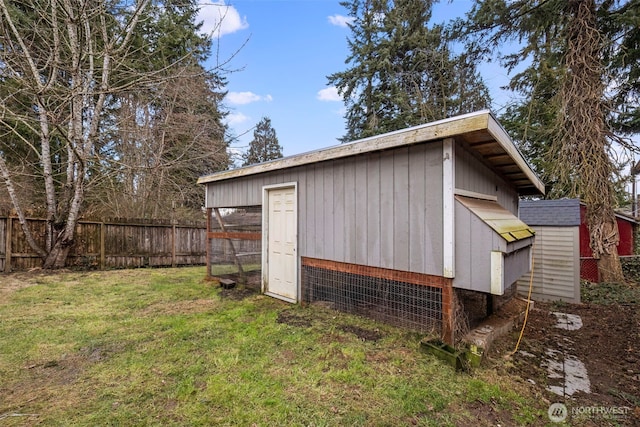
[205,142,444,276]
[455,143,519,214]
[517,226,580,303]
[454,199,507,291]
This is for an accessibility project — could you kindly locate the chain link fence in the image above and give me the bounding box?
[581,255,640,283]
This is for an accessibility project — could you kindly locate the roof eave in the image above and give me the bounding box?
[197,110,492,185]
[486,113,545,196]
[197,110,546,197]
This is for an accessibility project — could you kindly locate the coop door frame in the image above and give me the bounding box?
[262,182,298,303]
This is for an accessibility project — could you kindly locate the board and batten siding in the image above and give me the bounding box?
[205,142,444,276]
[455,144,519,214]
[453,200,531,292]
[516,225,580,303]
[454,199,507,291]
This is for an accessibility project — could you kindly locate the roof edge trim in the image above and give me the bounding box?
[486,113,545,195]
[197,110,491,185]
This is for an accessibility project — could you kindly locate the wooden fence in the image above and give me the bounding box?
[0,216,206,272]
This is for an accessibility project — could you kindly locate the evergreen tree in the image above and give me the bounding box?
[609,0,640,135]
[328,0,491,142]
[242,117,283,166]
[459,0,639,283]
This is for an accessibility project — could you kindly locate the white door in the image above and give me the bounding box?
[265,186,297,302]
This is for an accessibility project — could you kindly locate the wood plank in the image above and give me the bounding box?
[367,153,381,266]
[354,157,368,265]
[344,158,357,263]
[314,164,325,258]
[379,150,394,269]
[442,138,455,278]
[301,256,445,289]
[5,216,11,272]
[207,231,262,240]
[409,145,426,273]
[393,148,410,271]
[333,159,345,262]
[322,164,334,259]
[304,165,316,257]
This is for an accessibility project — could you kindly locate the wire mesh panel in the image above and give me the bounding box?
[580,257,599,283]
[302,258,443,335]
[208,207,262,289]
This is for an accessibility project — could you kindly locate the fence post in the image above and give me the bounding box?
[4,216,11,273]
[206,208,212,278]
[100,221,106,270]
[172,221,176,268]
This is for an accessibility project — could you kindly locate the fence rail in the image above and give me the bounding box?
[0,216,206,272]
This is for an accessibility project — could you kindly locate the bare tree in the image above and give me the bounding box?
[0,0,150,268]
[91,66,230,219]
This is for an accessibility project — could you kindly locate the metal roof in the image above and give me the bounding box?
[198,110,545,196]
[457,195,535,243]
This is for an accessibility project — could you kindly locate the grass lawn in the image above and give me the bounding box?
[0,267,548,426]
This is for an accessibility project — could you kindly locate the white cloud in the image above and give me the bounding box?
[328,14,354,28]
[198,2,248,38]
[226,91,273,105]
[317,86,342,102]
[226,112,249,126]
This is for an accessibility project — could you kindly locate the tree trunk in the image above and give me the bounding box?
[590,216,625,283]
[42,237,73,269]
[560,0,626,284]
[598,251,624,283]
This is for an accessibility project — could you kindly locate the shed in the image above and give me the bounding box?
[579,204,637,282]
[517,199,637,292]
[516,198,581,303]
[198,110,544,344]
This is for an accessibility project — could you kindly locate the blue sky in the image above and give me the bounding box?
[196,0,514,162]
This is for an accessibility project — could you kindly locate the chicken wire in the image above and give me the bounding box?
[302,264,443,335]
[208,207,262,288]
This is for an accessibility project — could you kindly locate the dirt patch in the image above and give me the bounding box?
[0,270,52,304]
[338,324,383,342]
[276,309,313,328]
[219,287,258,301]
[488,301,640,426]
[0,350,99,422]
[213,271,261,301]
[460,400,516,427]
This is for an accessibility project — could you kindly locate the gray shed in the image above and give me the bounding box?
[198,110,544,344]
[516,199,582,303]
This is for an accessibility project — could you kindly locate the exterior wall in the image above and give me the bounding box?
[517,225,580,303]
[503,247,532,289]
[454,199,508,292]
[205,142,445,276]
[579,204,636,282]
[579,205,635,257]
[455,143,519,214]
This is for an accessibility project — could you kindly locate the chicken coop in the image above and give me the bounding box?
[198,110,544,344]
